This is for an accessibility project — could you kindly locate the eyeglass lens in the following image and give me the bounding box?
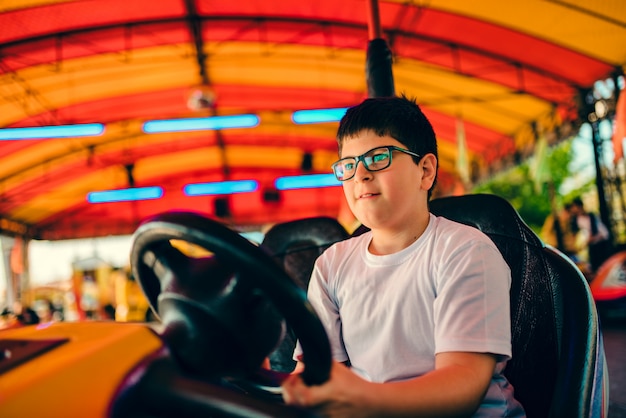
[333,147,392,181]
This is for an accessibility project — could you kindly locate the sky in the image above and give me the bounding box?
[28,235,133,285]
[0,231,265,309]
[25,230,265,286]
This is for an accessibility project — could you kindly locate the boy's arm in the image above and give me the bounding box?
[282,351,496,418]
[364,351,496,417]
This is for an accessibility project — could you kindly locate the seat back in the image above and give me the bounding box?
[261,216,349,372]
[261,217,350,288]
[429,194,608,418]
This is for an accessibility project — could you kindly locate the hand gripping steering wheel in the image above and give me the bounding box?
[129,211,331,391]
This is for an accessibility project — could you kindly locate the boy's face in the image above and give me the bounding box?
[339,130,434,231]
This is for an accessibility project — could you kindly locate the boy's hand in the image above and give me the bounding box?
[281,361,372,418]
[281,352,496,417]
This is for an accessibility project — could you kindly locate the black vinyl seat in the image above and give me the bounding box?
[429,194,609,417]
[260,195,609,417]
[261,216,349,373]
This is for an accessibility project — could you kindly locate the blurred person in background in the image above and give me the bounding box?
[567,197,612,275]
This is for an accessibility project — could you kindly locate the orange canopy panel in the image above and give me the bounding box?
[0,0,625,239]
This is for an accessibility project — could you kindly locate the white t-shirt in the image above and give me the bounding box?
[295,213,525,416]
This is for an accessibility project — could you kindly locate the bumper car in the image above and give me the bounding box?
[590,250,626,319]
[0,211,330,418]
[0,194,611,417]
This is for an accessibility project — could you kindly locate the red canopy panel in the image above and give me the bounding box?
[0,0,187,45]
[0,0,624,239]
[8,86,360,127]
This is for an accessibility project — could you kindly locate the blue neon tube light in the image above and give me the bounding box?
[184,180,258,196]
[87,187,163,203]
[0,123,105,140]
[275,174,341,190]
[291,108,348,124]
[143,114,259,133]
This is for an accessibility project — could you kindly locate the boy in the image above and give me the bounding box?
[281,96,525,417]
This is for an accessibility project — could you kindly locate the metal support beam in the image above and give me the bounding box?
[183,0,230,183]
[365,0,394,98]
[183,0,209,86]
[591,121,613,242]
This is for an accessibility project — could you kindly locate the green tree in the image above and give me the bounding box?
[472,140,574,234]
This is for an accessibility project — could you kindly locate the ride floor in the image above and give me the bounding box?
[603,316,626,417]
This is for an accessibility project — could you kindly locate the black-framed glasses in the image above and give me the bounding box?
[331,145,421,181]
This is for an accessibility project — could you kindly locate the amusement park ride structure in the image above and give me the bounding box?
[0,1,623,417]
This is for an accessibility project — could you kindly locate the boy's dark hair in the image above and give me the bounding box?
[336,95,438,194]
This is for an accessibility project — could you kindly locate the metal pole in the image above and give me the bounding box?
[0,237,15,310]
[591,121,613,242]
[365,0,394,98]
[367,0,382,40]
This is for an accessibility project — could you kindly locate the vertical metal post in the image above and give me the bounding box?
[0,237,15,310]
[365,0,394,98]
[591,121,613,242]
[367,0,382,40]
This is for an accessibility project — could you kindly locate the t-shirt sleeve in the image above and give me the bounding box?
[293,253,349,363]
[433,237,513,360]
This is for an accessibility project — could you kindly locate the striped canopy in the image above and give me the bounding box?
[1,0,625,239]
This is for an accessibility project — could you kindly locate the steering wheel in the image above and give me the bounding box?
[129,211,331,392]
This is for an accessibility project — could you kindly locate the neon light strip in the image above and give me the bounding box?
[87,187,163,203]
[184,180,258,196]
[0,124,105,140]
[291,108,348,124]
[275,174,341,190]
[143,114,259,133]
